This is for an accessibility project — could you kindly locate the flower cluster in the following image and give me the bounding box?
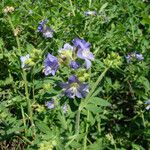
[37,20,53,38]
[20,49,42,69]
[43,37,94,99]
[125,52,144,63]
[3,6,14,14]
[44,37,94,76]
[14,27,22,36]
[20,21,95,108]
[103,52,122,68]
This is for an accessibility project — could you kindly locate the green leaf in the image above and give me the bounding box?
[137,76,150,92]
[132,143,145,150]
[35,121,51,134]
[70,141,82,149]
[91,87,103,97]
[87,139,103,150]
[57,112,67,129]
[89,111,95,126]
[141,17,150,25]
[89,97,111,106]
[7,126,25,135]
[99,3,108,13]
[85,104,102,114]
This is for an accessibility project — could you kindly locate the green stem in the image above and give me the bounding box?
[7,15,21,53]
[141,111,146,128]
[69,0,75,16]
[17,135,33,145]
[32,75,35,102]
[111,133,117,150]
[131,21,135,41]
[21,105,27,134]
[22,71,35,135]
[65,134,78,148]
[89,0,92,8]
[75,109,81,133]
[97,119,101,134]
[85,67,109,100]
[83,110,89,150]
[75,67,109,135]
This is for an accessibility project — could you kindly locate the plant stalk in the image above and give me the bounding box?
[22,71,35,136]
[83,110,90,150]
[75,109,81,133]
[69,0,75,16]
[75,67,109,135]
[7,15,21,53]
[89,0,92,8]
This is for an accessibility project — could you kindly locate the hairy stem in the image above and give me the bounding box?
[75,109,81,134]
[83,110,89,150]
[7,15,21,53]
[22,71,35,136]
[21,105,27,134]
[141,111,146,128]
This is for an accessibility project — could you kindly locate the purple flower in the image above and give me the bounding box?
[59,43,74,53]
[145,99,150,105]
[72,38,91,50]
[125,55,132,63]
[84,11,97,16]
[45,99,55,109]
[37,19,47,32]
[20,54,30,68]
[146,105,150,110]
[135,53,144,61]
[60,75,89,99]
[44,53,59,76]
[42,26,53,38]
[70,60,80,70]
[72,38,94,69]
[145,99,150,110]
[77,49,94,69]
[37,19,53,38]
[125,52,144,63]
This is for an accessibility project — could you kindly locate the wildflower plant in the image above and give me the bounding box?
[43,38,94,100]
[1,1,150,150]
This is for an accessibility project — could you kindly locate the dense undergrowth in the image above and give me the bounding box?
[0,0,150,149]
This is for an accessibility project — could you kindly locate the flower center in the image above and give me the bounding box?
[82,50,89,58]
[69,83,79,97]
[71,82,78,88]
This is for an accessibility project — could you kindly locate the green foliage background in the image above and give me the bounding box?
[0,0,150,149]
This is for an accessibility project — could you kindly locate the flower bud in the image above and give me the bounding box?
[3,6,15,14]
[103,52,122,68]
